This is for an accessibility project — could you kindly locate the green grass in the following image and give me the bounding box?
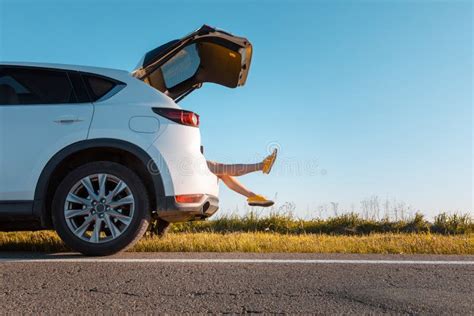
[170,211,473,235]
[0,231,472,254]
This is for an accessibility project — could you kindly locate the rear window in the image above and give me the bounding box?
[83,74,118,101]
[161,43,200,89]
[0,67,76,105]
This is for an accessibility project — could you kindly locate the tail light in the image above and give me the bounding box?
[175,194,204,204]
[153,107,200,127]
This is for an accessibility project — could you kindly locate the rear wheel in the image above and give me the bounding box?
[52,161,151,256]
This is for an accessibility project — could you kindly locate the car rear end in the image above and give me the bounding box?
[131,24,253,222]
[146,106,220,222]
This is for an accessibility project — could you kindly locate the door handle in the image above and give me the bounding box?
[54,116,84,124]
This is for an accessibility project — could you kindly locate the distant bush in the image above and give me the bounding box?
[170,211,473,235]
[432,212,473,234]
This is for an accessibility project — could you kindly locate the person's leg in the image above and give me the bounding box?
[207,161,263,177]
[218,175,257,198]
[218,176,274,207]
[207,149,278,207]
[206,149,278,177]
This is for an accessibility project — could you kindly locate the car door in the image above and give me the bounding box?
[132,25,253,101]
[0,66,93,203]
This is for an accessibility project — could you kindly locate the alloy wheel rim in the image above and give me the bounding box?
[64,173,135,243]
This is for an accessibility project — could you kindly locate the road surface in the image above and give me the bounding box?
[1,253,473,314]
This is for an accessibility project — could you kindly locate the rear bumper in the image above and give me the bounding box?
[156,194,219,222]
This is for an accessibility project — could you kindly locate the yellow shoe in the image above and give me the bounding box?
[247,195,274,207]
[262,149,278,174]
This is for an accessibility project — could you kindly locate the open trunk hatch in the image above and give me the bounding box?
[132,25,252,101]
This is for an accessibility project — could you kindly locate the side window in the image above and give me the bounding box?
[82,74,117,101]
[0,67,76,105]
[68,71,90,103]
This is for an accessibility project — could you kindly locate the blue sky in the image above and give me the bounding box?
[0,0,472,218]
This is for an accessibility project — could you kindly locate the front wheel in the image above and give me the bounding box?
[52,161,151,256]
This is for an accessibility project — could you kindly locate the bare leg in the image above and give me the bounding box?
[218,175,256,198]
[207,161,263,177]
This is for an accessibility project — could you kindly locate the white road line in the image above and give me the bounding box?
[0,258,473,265]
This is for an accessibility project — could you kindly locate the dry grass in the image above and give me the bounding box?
[1,211,472,254]
[0,231,472,254]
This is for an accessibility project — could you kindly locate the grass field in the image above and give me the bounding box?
[0,231,472,254]
[0,212,472,254]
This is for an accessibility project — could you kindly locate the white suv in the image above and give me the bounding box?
[0,25,252,255]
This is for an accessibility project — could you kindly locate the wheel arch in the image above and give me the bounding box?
[33,138,164,228]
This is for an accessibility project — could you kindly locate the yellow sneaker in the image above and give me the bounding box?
[262,149,278,174]
[247,195,274,207]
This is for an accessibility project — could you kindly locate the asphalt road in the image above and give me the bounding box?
[1,253,473,314]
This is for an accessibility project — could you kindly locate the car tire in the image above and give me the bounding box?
[52,161,151,256]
